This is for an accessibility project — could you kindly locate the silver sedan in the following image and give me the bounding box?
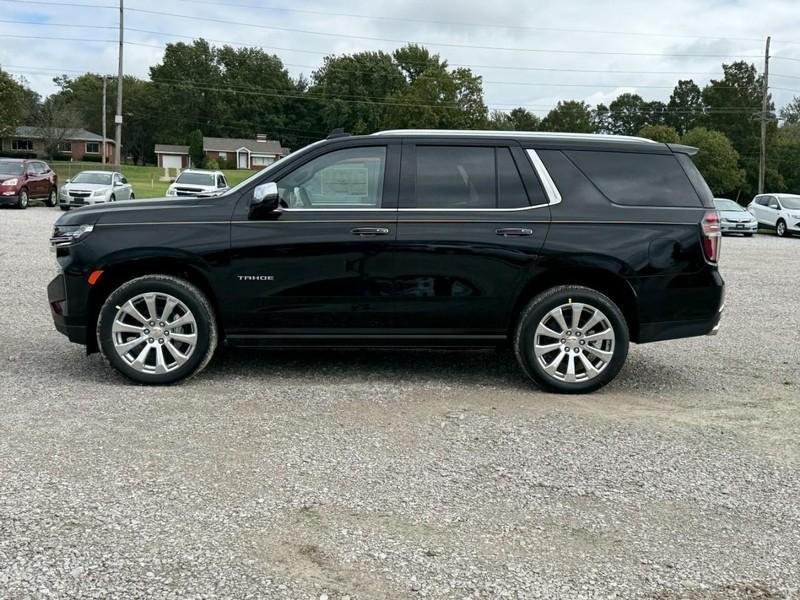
[59,170,134,210]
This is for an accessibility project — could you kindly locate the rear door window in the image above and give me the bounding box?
[565,150,702,207]
[413,145,530,209]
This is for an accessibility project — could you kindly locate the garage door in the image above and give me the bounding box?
[162,154,183,170]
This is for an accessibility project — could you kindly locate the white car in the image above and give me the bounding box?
[713,198,758,236]
[59,170,133,210]
[166,170,229,198]
[748,193,800,238]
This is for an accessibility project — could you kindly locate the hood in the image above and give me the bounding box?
[63,182,110,192]
[54,196,224,227]
[719,209,753,220]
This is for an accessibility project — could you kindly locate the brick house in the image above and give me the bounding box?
[0,126,115,162]
[155,135,290,171]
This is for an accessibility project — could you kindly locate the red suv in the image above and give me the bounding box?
[0,158,59,209]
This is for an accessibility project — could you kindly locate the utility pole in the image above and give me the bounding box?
[102,76,107,167]
[114,0,124,169]
[759,36,771,195]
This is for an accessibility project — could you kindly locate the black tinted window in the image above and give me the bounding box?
[565,150,701,207]
[415,146,529,209]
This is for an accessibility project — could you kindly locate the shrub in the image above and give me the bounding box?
[205,158,220,171]
[0,150,37,159]
[81,155,103,163]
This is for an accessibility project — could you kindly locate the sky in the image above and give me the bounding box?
[2,0,800,120]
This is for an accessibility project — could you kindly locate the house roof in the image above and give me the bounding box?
[203,136,286,155]
[154,144,189,154]
[11,126,113,143]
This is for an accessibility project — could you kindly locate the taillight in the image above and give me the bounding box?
[701,210,721,263]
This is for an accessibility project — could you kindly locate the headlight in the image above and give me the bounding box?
[793,213,800,219]
[166,188,177,196]
[92,189,107,197]
[2,178,18,186]
[50,224,95,247]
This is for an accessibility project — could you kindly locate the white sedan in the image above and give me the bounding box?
[59,171,134,210]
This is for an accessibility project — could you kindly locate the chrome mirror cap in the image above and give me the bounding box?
[253,182,278,205]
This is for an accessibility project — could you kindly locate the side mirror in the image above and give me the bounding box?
[253,182,279,210]
[65,179,71,184]
[121,177,128,184]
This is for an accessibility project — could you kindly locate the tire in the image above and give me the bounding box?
[744,233,754,238]
[776,219,787,237]
[96,275,218,384]
[60,206,70,211]
[110,194,116,202]
[130,193,135,200]
[16,188,28,209]
[514,285,629,394]
[46,187,58,207]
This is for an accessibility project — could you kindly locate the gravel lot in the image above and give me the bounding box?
[1,206,799,599]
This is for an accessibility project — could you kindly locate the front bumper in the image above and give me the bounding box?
[47,273,87,344]
[721,221,758,234]
[0,192,19,206]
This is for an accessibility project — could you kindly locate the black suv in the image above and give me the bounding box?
[48,130,724,393]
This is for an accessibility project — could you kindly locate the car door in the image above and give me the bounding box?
[228,141,400,339]
[26,162,43,197]
[393,138,551,338]
[122,176,133,199]
[766,196,781,226]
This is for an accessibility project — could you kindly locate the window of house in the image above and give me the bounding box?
[12,139,33,151]
[251,155,274,167]
[57,142,72,153]
[86,142,100,154]
[277,146,386,208]
[218,152,227,160]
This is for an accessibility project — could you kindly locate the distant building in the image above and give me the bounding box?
[1,126,115,162]
[155,134,290,171]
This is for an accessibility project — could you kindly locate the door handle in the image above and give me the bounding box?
[351,227,390,236]
[495,227,534,237]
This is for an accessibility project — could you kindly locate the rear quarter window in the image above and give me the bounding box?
[565,150,702,208]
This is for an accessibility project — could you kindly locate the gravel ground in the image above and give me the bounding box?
[1,206,799,599]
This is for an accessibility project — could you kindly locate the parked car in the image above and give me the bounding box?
[0,158,58,209]
[748,193,800,237]
[59,170,134,210]
[48,130,724,393]
[713,198,758,236]
[165,169,229,197]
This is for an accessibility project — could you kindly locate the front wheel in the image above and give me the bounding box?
[97,275,218,384]
[514,285,629,394]
[109,194,116,202]
[46,187,58,207]
[16,188,28,209]
[129,193,135,200]
[776,219,787,237]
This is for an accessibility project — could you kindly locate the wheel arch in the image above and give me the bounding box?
[85,257,223,353]
[510,267,640,342]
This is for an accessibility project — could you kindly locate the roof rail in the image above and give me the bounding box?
[371,129,658,144]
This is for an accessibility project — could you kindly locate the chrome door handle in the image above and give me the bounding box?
[351,227,390,236]
[495,228,534,237]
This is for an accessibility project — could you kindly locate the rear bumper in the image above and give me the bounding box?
[47,274,87,344]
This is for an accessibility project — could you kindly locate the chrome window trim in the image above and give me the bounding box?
[373,130,659,144]
[526,149,562,207]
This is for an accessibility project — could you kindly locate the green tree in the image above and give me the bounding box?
[187,129,204,168]
[780,96,800,125]
[592,103,611,133]
[702,61,775,195]
[488,107,541,131]
[607,93,648,135]
[0,70,36,138]
[667,80,705,135]
[772,123,800,193]
[540,100,594,133]
[681,127,746,195]
[638,124,680,143]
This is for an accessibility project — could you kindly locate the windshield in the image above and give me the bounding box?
[0,161,24,176]
[176,172,215,186]
[713,199,745,212]
[72,172,112,185]
[780,197,800,210]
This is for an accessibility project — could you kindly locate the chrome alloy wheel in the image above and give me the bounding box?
[533,302,616,383]
[111,292,198,374]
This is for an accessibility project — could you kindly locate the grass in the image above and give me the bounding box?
[50,162,254,199]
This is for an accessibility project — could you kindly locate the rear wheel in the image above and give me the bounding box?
[97,275,218,384]
[776,219,787,237]
[514,285,629,394]
[46,187,58,207]
[16,188,28,209]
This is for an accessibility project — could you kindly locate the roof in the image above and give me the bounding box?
[154,144,189,154]
[373,129,658,145]
[203,136,286,155]
[180,168,224,175]
[9,126,113,143]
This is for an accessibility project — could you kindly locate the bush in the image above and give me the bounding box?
[0,150,37,159]
[205,158,220,171]
[221,157,238,170]
[80,155,103,163]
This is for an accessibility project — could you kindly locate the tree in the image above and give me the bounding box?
[681,128,746,195]
[667,80,705,135]
[0,70,36,138]
[187,129,204,168]
[772,123,800,193]
[638,125,680,144]
[540,100,594,133]
[592,103,611,133]
[607,93,648,136]
[780,96,800,125]
[489,107,541,131]
[32,96,81,159]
